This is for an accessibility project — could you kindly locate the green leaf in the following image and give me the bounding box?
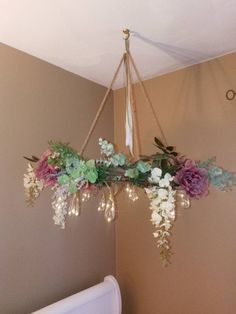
[152,153,169,161]
[58,174,70,185]
[69,182,77,193]
[154,137,164,147]
[77,161,87,173]
[86,160,95,168]
[86,170,98,183]
[198,157,216,168]
[125,168,139,178]
[96,165,108,183]
[137,160,151,173]
[70,168,82,179]
[161,159,168,171]
[111,153,126,166]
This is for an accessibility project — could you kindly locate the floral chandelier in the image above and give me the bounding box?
[24,30,236,265]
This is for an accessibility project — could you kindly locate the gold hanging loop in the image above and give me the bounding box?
[123,28,130,53]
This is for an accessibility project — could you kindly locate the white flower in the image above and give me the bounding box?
[145,187,158,199]
[153,167,162,177]
[151,211,162,226]
[146,180,176,263]
[160,201,175,211]
[24,163,44,204]
[158,173,174,188]
[24,176,32,189]
[157,188,168,200]
[159,178,170,188]
[150,202,159,211]
[52,186,69,229]
[153,231,161,238]
[99,138,115,157]
[167,194,175,203]
[151,197,161,206]
[164,173,173,181]
[149,167,162,183]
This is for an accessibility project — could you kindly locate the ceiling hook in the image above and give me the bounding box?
[123,28,130,52]
[123,28,130,40]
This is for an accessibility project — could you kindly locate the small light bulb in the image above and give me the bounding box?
[104,193,116,223]
[98,193,106,212]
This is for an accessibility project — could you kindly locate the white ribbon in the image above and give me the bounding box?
[125,54,134,156]
[125,97,133,155]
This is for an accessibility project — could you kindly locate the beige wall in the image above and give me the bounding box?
[0,43,115,314]
[114,52,236,314]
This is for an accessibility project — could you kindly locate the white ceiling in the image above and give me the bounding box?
[0,0,236,89]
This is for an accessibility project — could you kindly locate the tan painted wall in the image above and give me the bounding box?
[114,52,236,314]
[0,43,115,314]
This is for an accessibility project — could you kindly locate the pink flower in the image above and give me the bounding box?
[35,150,58,187]
[175,160,209,199]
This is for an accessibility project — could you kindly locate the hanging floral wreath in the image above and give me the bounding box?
[24,137,236,265]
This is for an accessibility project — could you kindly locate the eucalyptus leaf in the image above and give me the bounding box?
[137,160,151,173]
[86,160,95,168]
[86,170,98,183]
[69,182,77,193]
[125,168,139,178]
[58,174,70,185]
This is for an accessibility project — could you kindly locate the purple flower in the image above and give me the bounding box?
[35,150,58,187]
[175,160,209,198]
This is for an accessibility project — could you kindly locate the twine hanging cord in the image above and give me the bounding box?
[80,29,167,155]
[127,52,167,146]
[80,54,125,156]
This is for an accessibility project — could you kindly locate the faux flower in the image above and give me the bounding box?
[145,178,176,265]
[52,186,69,229]
[111,153,126,166]
[24,163,44,205]
[35,150,58,187]
[151,211,162,226]
[208,166,236,191]
[175,160,209,198]
[99,138,115,157]
[159,173,173,188]
[136,160,151,173]
[149,167,162,183]
[24,137,236,266]
[157,188,168,200]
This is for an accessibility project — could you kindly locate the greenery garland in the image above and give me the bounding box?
[24,137,236,265]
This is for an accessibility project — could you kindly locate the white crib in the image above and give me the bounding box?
[32,276,122,314]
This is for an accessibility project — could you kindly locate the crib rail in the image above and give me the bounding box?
[32,276,121,314]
